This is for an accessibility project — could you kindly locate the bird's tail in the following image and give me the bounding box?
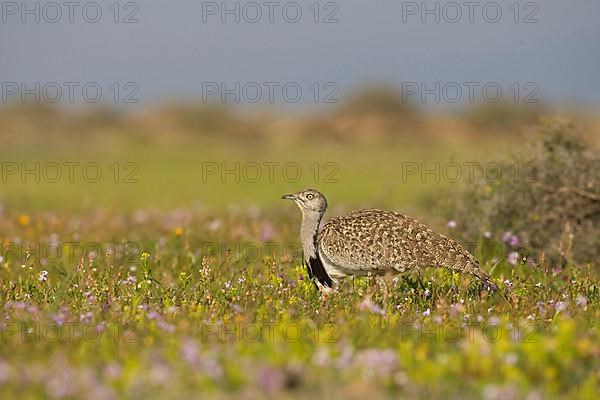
[472,269,498,291]
[439,236,510,306]
[471,268,513,308]
[443,244,498,291]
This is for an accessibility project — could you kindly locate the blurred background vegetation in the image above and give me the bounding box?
[1,87,598,210]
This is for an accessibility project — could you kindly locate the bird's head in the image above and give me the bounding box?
[281,189,328,214]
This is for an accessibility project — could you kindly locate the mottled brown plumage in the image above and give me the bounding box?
[319,209,489,281]
[282,189,496,290]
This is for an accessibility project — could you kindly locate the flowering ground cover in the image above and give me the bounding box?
[1,205,598,399]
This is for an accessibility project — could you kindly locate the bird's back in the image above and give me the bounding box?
[318,209,485,278]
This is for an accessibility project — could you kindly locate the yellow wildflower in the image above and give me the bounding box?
[18,214,31,226]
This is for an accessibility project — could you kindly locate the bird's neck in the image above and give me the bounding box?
[300,208,334,288]
[300,209,323,259]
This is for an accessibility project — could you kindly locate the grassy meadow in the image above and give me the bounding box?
[1,99,599,399]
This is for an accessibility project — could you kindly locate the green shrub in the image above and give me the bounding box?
[336,85,417,118]
[442,119,600,266]
[463,102,547,133]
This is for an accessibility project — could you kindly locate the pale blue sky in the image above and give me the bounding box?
[1,0,599,111]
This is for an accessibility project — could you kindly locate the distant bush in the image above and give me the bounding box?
[336,86,417,118]
[325,86,421,141]
[162,103,236,134]
[464,102,547,133]
[0,102,63,130]
[442,119,600,266]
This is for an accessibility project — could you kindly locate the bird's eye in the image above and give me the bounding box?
[306,194,314,200]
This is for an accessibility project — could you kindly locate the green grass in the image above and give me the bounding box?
[0,138,500,211]
[0,139,598,399]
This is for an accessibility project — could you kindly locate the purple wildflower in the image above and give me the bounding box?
[555,301,568,312]
[355,348,398,376]
[503,231,520,247]
[51,312,67,326]
[121,275,136,285]
[80,312,93,324]
[84,291,97,304]
[96,321,106,333]
[359,299,386,316]
[507,251,519,265]
[147,311,160,320]
[257,367,285,393]
[157,319,175,333]
[261,223,274,241]
[181,338,199,366]
[104,362,122,379]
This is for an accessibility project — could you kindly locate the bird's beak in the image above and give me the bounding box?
[281,194,296,200]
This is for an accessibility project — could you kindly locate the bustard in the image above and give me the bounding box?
[282,189,497,291]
